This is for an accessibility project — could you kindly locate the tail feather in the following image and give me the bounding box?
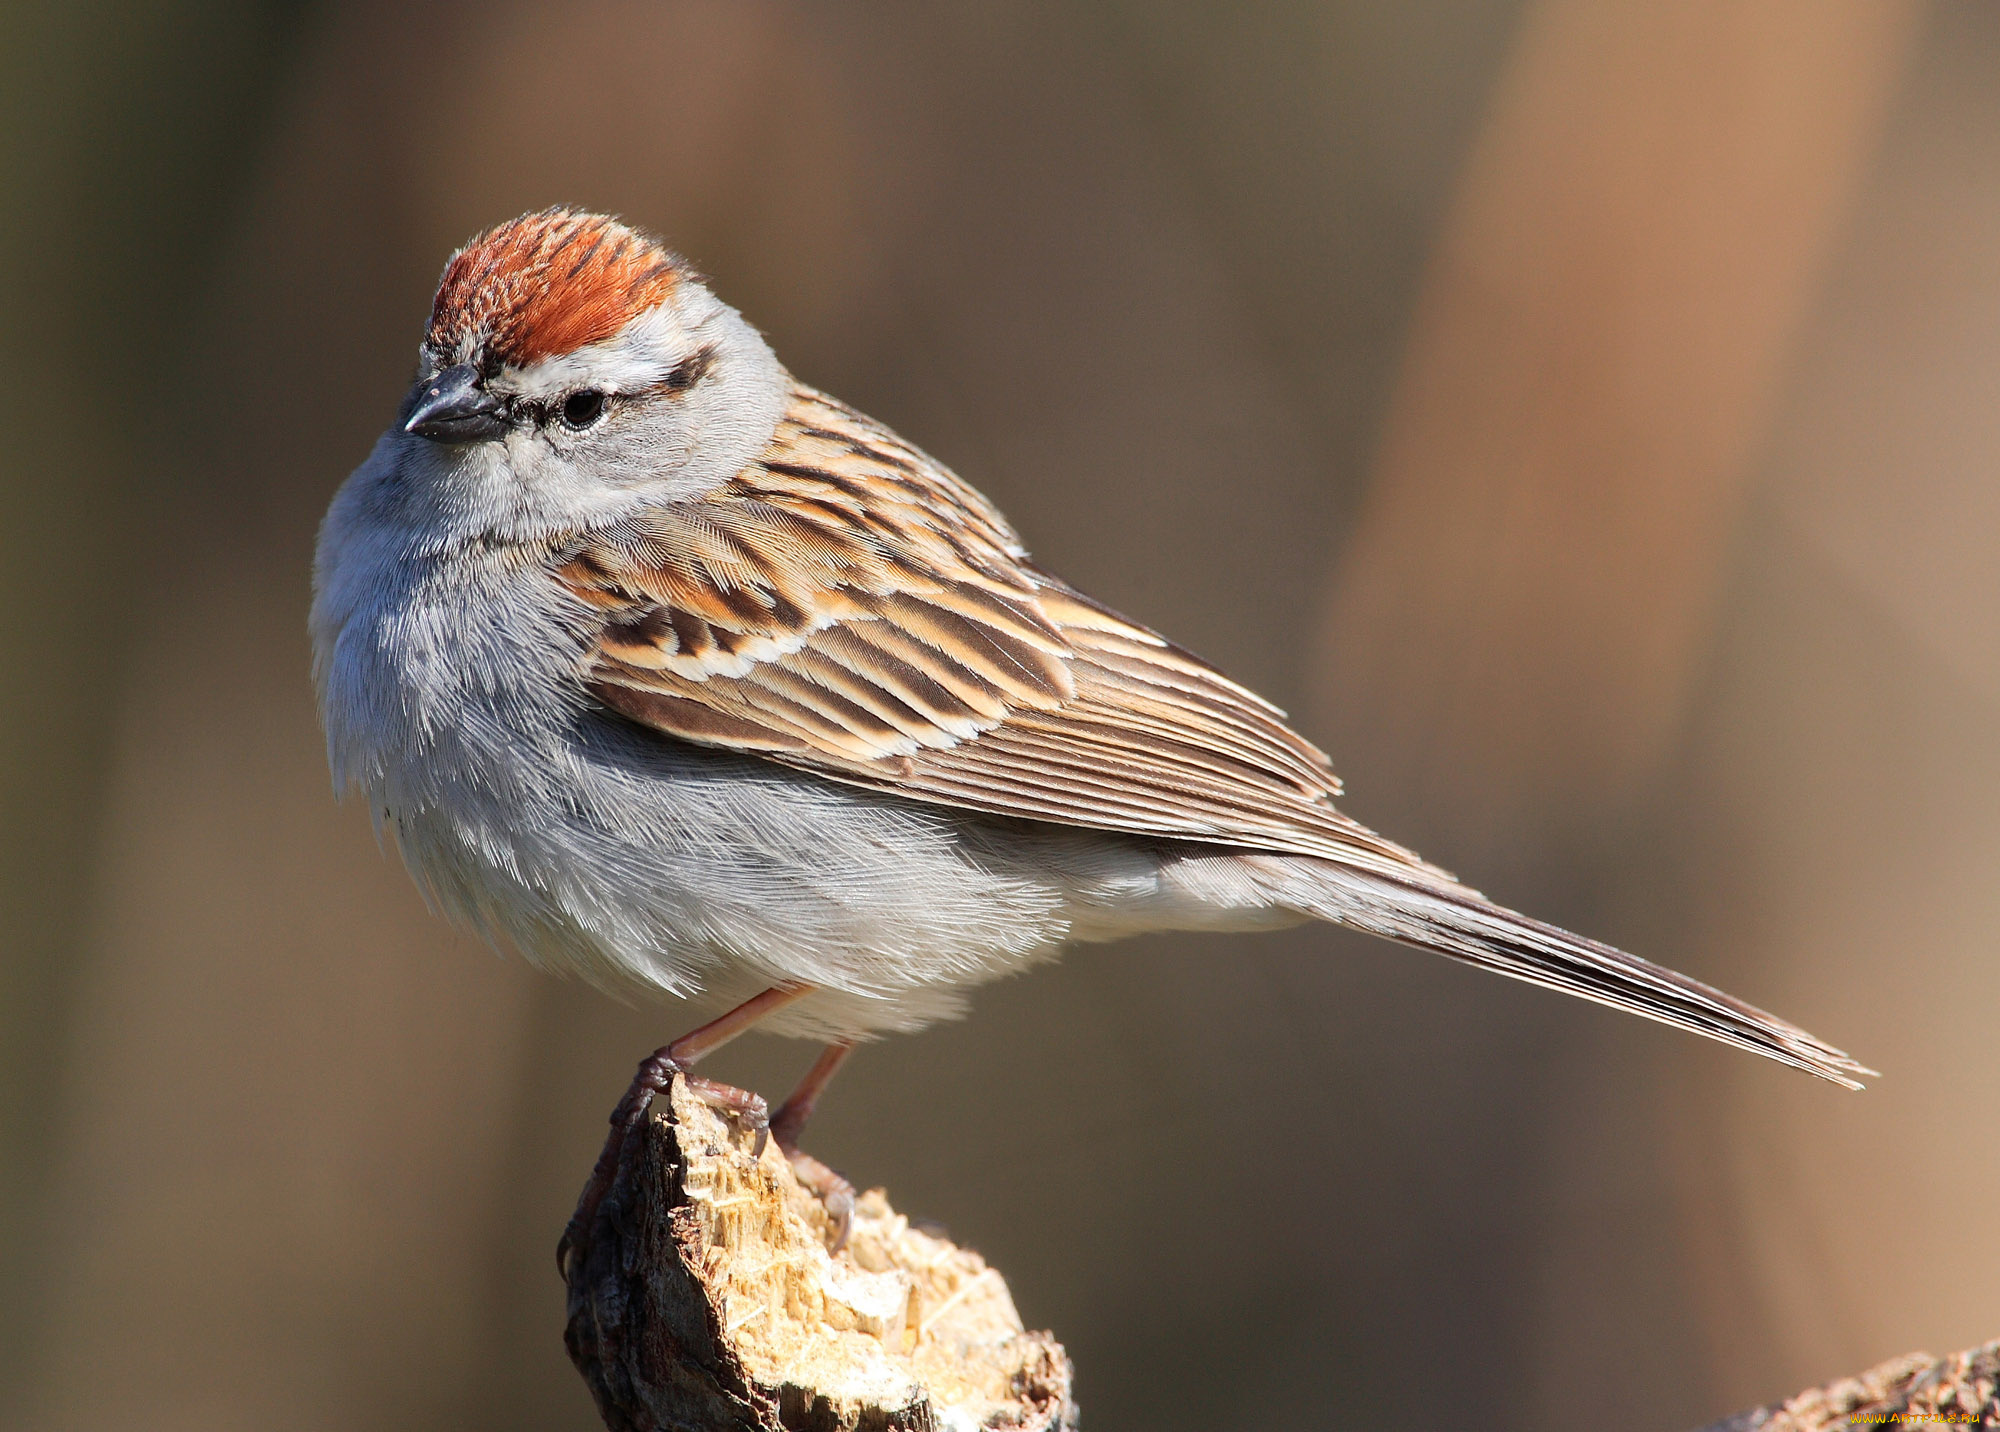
[1269,858,1872,1088]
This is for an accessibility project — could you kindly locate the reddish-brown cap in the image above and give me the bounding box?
[425,208,687,369]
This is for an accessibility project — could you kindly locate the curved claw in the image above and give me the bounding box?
[785,1147,857,1253]
[681,1073,769,1149]
[823,1184,855,1255]
[612,1049,685,1129]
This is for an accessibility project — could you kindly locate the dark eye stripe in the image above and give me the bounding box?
[661,344,717,393]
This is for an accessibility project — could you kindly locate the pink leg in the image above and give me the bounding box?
[769,1040,854,1148]
[606,983,815,1143]
[771,1041,858,1252]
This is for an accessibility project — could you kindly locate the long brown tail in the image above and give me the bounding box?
[1267,856,1872,1088]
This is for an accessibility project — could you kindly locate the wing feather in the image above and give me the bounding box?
[564,384,1436,877]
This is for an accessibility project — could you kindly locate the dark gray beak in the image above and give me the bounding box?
[404,363,508,442]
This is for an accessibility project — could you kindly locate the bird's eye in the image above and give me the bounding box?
[560,389,607,430]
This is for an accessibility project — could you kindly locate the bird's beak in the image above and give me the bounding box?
[404,363,508,442]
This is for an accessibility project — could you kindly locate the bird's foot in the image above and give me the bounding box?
[559,1050,770,1277]
[614,1047,774,1152]
[682,1071,772,1155]
[778,1140,857,1253]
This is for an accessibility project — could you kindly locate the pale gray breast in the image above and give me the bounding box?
[331,534,1104,1003]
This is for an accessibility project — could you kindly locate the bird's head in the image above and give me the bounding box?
[396,208,787,528]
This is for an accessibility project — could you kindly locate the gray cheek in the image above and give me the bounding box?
[501,423,683,512]
[596,422,699,491]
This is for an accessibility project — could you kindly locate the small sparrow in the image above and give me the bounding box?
[312,209,1867,1240]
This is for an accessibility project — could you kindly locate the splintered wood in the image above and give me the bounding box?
[563,1075,1076,1432]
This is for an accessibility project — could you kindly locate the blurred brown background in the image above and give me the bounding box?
[4,2,1994,1428]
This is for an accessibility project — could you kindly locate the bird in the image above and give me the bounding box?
[311,207,1868,1249]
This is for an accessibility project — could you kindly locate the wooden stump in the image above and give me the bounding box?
[562,1074,1077,1431]
[559,1071,1997,1431]
[1696,1339,2000,1431]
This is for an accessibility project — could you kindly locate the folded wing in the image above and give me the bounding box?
[564,385,1438,881]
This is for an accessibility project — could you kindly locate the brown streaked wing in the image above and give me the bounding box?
[569,384,1447,881]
